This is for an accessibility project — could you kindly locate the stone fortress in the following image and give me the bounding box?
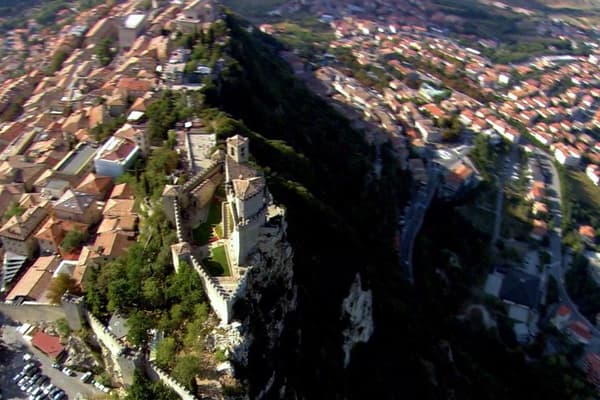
[163,134,290,324]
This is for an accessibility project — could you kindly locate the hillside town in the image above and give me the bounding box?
[256,0,600,395]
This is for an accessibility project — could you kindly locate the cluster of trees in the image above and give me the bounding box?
[85,203,209,390]
[95,38,116,66]
[125,369,178,400]
[49,50,69,73]
[331,47,389,91]
[91,115,126,143]
[3,201,25,221]
[437,115,461,142]
[470,134,498,183]
[47,273,81,304]
[566,252,600,321]
[60,229,88,253]
[117,140,179,201]
[145,91,202,143]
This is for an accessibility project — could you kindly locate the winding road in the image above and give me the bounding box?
[398,164,439,283]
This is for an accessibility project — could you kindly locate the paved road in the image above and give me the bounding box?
[398,164,439,283]
[0,318,101,400]
[534,149,600,347]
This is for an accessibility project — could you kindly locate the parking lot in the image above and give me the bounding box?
[1,317,102,400]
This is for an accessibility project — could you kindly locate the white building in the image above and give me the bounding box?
[118,14,147,49]
[94,136,140,178]
[587,164,600,186]
[554,145,581,167]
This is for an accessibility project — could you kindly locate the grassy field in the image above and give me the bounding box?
[192,201,222,245]
[203,245,231,276]
[566,170,600,225]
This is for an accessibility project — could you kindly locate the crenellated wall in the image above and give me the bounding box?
[189,254,233,323]
[145,362,197,400]
[85,312,125,356]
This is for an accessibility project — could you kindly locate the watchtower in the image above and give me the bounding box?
[226,135,249,164]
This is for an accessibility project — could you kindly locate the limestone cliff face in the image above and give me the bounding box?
[341,273,374,368]
[230,208,297,394]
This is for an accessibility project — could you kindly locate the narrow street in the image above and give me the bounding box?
[535,148,600,349]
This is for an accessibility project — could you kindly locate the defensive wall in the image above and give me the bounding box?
[146,362,197,400]
[0,302,66,322]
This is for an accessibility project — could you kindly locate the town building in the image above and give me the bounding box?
[94,136,140,178]
[118,14,147,50]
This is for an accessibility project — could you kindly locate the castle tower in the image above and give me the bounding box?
[226,135,249,164]
[61,293,86,331]
[224,135,268,266]
[162,185,180,224]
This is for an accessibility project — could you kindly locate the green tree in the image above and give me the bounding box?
[142,277,164,309]
[60,229,88,253]
[127,311,152,346]
[155,337,177,369]
[47,273,81,304]
[172,355,201,391]
[49,50,69,73]
[96,38,116,66]
[3,201,25,220]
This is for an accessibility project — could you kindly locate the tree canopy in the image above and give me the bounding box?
[60,229,88,253]
[47,273,81,304]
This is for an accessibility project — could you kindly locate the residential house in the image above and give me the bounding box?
[53,190,101,225]
[109,183,134,200]
[31,331,65,361]
[94,136,140,178]
[0,202,48,258]
[552,305,572,330]
[75,172,113,201]
[579,225,596,246]
[0,157,46,192]
[34,217,89,255]
[5,255,59,302]
[102,198,136,218]
[118,14,148,49]
[568,321,592,345]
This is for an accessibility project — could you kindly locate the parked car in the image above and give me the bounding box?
[80,371,93,383]
[13,371,25,382]
[51,363,60,369]
[61,367,74,377]
[23,353,33,362]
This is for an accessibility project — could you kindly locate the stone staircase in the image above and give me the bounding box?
[222,202,232,239]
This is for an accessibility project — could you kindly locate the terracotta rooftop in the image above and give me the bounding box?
[103,198,135,217]
[76,172,113,197]
[31,331,64,360]
[5,255,59,301]
[109,183,134,199]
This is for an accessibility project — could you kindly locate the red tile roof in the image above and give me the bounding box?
[31,331,64,359]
